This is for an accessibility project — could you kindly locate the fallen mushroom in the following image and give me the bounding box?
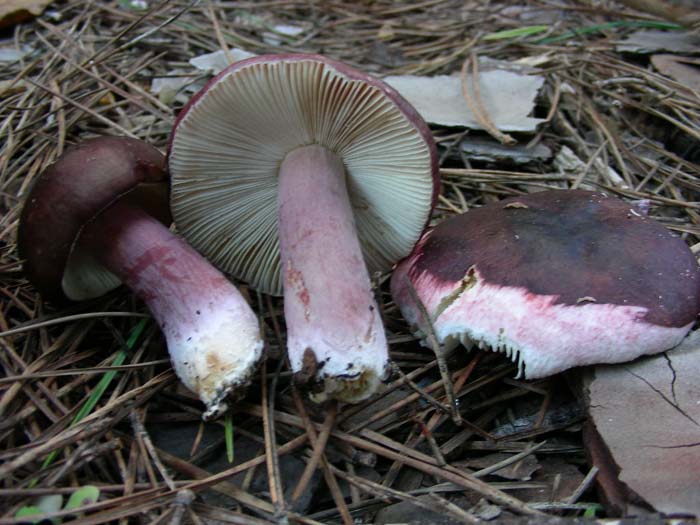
[18,136,263,418]
[391,190,700,378]
[169,54,438,402]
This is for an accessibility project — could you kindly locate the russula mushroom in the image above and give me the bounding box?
[168,54,438,402]
[391,190,700,378]
[18,136,263,418]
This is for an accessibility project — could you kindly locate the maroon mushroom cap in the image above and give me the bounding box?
[18,136,170,304]
[391,190,700,378]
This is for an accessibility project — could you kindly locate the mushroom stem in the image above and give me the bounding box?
[79,199,263,418]
[277,144,388,402]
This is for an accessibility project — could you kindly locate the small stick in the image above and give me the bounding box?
[391,361,452,417]
[415,418,447,466]
[402,276,461,424]
[290,401,337,503]
[345,462,361,504]
[534,386,552,429]
[460,52,516,146]
[334,465,479,524]
[291,389,353,525]
[205,1,234,65]
[472,441,547,478]
[169,489,195,525]
[130,410,176,491]
[566,465,599,504]
[0,311,148,338]
[260,358,287,521]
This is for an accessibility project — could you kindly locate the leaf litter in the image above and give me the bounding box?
[0,1,699,524]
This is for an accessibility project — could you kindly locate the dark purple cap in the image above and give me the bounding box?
[18,136,170,303]
[391,190,700,378]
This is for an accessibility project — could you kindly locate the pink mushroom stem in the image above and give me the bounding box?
[277,144,388,402]
[80,199,263,418]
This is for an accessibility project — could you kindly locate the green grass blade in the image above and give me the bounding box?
[537,20,681,44]
[225,412,234,463]
[37,320,148,473]
[483,25,549,41]
[583,503,603,517]
[65,485,100,511]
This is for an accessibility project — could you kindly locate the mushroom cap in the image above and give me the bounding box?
[391,190,700,378]
[168,53,439,296]
[18,136,170,304]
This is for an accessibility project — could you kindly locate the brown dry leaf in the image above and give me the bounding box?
[582,330,700,516]
[651,54,700,92]
[0,0,51,28]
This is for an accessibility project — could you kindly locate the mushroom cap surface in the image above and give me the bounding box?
[168,53,439,296]
[391,190,700,378]
[18,136,170,303]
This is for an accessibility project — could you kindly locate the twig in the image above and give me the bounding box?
[566,465,599,504]
[0,312,149,338]
[472,441,547,478]
[260,358,288,522]
[401,276,461,424]
[130,410,176,490]
[291,389,353,525]
[290,401,337,503]
[460,52,516,145]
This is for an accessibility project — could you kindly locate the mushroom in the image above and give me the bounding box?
[390,190,700,378]
[18,136,263,418]
[168,54,438,402]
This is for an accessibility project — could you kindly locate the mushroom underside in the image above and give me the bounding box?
[169,55,436,297]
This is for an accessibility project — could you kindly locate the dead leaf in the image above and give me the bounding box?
[453,137,552,166]
[651,54,700,92]
[616,30,700,54]
[384,58,545,132]
[0,0,51,29]
[582,330,700,516]
[189,48,256,74]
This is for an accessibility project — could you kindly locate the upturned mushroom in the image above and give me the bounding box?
[391,190,700,378]
[18,136,263,418]
[168,54,438,402]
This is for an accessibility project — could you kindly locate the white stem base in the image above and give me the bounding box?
[81,201,263,418]
[278,145,388,403]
